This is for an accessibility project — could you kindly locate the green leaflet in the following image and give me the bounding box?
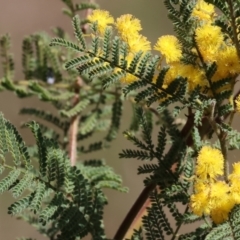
[50,37,84,52]
[20,108,68,130]
[0,169,21,194]
[60,98,90,118]
[29,81,74,101]
[72,15,86,50]
[79,112,98,135]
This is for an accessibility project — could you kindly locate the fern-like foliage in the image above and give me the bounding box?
[0,113,126,240]
[120,103,220,239]
[0,0,129,167]
[50,15,189,114]
[142,190,174,239]
[120,107,188,190]
[2,0,240,239]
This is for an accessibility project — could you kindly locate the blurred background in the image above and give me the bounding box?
[1,1,239,240]
[0,1,173,239]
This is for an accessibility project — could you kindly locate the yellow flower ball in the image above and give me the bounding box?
[154,35,182,64]
[196,146,224,179]
[88,10,114,35]
[195,24,224,62]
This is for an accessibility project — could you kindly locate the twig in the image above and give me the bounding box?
[114,184,156,240]
[68,77,83,166]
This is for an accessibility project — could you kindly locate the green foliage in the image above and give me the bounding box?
[0,0,129,175]
[228,129,240,150]
[79,159,128,192]
[51,15,190,114]
[60,98,91,118]
[142,190,174,239]
[61,0,98,19]
[2,0,240,239]
[120,107,189,190]
[0,113,126,239]
[72,15,87,49]
[0,1,131,239]
[20,108,69,131]
[48,0,239,239]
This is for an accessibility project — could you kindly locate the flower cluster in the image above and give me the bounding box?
[190,146,240,224]
[88,10,151,83]
[87,0,240,94]
[191,0,215,22]
[88,10,114,35]
[153,0,240,94]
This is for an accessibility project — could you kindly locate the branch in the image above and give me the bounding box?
[68,77,83,166]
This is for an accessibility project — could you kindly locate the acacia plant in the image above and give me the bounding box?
[1,0,240,239]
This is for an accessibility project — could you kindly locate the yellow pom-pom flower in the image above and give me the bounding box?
[210,182,234,224]
[190,189,211,216]
[115,14,150,54]
[211,45,240,85]
[210,181,229,201]
[127,34,151,53]
[88,10,114,35]
[115,14,142,41]
[160,62,206,92]
[229,183,240,204]
[191,180,232,223]
[192,0,215,22]
[195,24,224,62]
[229,162,240,178]
[195,146,224,179]
[229,162,240,203]
[210,199,235,224]
[177,64,207,91]
[154,35,182,64]
[191,152,240,224]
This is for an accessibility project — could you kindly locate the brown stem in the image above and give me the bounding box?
[114,184,156,240]
[69,114,80,166]
[68,77,83,166]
